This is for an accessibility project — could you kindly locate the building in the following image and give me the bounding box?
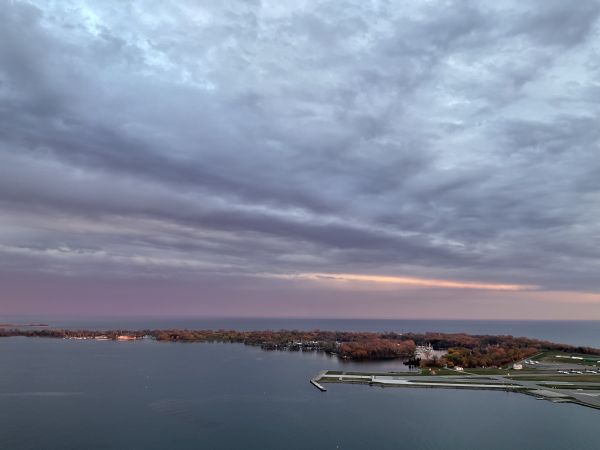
[415,343,448,360]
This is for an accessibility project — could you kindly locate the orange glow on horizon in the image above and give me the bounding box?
[275,273,537,291]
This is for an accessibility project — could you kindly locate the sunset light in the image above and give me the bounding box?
[279,273,538,291]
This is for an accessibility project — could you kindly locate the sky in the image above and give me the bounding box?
[1,0,600,319]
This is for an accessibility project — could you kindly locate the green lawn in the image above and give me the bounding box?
[534,351,600,366]
[509,375,600,383]
[420,368,465,376]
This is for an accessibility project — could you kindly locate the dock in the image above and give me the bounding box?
[310,372,327,391]
[310,379,327,391]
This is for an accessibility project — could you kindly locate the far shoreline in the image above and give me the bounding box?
[2,326,600,368]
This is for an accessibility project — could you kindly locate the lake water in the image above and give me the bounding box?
[1,319,600,450]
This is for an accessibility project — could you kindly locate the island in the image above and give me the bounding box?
[2,327,600,410]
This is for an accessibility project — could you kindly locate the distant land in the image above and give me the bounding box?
[2,327,600,368]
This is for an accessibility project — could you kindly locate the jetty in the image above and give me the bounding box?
[310,379,327,391]
[310,371,327,391]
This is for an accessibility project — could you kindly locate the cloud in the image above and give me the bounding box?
[1,0,600,317]
[270,273,537,291]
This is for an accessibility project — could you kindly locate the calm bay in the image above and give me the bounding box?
[1,319,599,449]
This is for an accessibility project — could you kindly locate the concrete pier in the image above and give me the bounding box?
[310,379,327,391]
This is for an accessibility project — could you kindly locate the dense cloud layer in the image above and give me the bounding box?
[1,0,600,315]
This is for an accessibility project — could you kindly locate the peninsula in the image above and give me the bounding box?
[312,350,600,411]
[2,327,599,366]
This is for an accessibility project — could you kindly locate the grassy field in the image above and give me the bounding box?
[509,375,600,383]
[537,385,600,391]
[392,379,523,386]
[463,368,540,375]
[534,351,600,366]
[324,368,465,377]
[420,368,465,376]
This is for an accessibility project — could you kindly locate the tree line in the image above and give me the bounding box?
[2,327,598,366]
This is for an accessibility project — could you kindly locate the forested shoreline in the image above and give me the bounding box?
[2,327,599,367]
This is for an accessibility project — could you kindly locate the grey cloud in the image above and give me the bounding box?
[1,0,600,295]
[509,0,600,47]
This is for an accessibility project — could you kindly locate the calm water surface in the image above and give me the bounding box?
[1,333,599,450]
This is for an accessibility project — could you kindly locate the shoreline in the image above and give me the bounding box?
[2,327,600,366]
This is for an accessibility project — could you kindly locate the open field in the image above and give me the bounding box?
[464,368,540,375]
[509,375,600,383]
[533,351,600,366]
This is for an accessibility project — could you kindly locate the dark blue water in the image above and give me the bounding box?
[2,319,600,449]
[6,317,600,347]
[1,334,599,449]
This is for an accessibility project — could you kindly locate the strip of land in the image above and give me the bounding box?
[313,351,600,410]
[2,328,599,367]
